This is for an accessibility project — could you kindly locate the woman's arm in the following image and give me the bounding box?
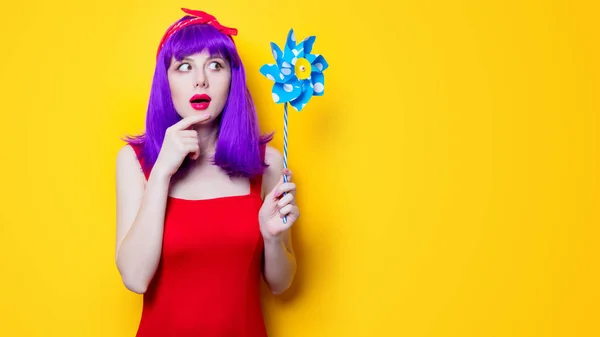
[261,146,298,295]
[115,115,208,293]
[115,145,171,294]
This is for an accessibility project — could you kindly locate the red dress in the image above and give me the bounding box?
[130,144,268,337]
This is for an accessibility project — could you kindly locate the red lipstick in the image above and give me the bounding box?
[190,94,212,110]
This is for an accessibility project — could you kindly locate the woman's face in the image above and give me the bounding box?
[167,50,232,122]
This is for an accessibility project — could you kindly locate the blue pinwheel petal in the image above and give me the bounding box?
[279,64,296,83]
[311,72,325,96]
[284,48,303,66]
[285,29,297,53]
[293,45,304,59]
[302,36,316,54]
[259,64,286,83]
[290,81,315,112]
[270,42,283,66]
[271,79,302,104]
[305,53,317,63]
[310,54,329,73]
[282,45,296,66]
[283,29,305,63]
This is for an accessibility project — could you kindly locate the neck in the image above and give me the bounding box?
[193,122,219,158]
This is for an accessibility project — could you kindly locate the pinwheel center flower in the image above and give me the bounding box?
[295,58,312,80]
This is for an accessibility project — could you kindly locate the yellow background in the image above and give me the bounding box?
[1,0,598,336]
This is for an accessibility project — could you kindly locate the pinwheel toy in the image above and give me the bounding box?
[260,29,328,224]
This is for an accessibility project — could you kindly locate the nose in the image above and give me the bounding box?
[194,69,208,89]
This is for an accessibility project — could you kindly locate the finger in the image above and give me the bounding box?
[279,204,297,217]
[267,175,286,199]
[277,193,295,208]
[283,168,293,182]
[180,137,199,145]
[178,130,198,138]
[290,205,300,219]
[275,182,296,197]
[171,113,211,130]
[185,144,200,159]
[184,143,200,152]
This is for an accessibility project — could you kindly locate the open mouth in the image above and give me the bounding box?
[190,94,211,110]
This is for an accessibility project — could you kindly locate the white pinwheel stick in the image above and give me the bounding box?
[282,102,290,224]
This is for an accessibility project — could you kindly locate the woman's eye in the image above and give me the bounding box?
[177,63,191,71]
[208,61,222,70]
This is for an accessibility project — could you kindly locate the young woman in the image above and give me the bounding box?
[115,8,299,336]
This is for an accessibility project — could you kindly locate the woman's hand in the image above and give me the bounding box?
[259,168,300,241]
[153,114,210,177]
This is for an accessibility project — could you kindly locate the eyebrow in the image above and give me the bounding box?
[209,55,226,62]
[178,55,226,63]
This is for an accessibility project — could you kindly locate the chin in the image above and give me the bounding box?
[176,105,222,121]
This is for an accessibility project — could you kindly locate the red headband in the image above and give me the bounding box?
[156,8,238,59]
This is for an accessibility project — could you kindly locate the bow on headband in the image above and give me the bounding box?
[156,8,238,59]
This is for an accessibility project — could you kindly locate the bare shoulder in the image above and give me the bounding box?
[116,144,145,186]
[117,144,141,168]
[262,145,283,196]
[117,144,137,165]
[264,145,283,167]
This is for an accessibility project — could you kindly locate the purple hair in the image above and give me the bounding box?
[126,16,272,178]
